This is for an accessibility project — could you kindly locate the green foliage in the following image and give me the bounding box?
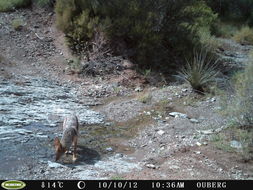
[66,57,83,74]
[210,133,235,153]
[211,127,253,160]
[205,0,253,26]
[55,0,99,54]
[211,21,239,38]
[177,50,219,93]
[55,0,217,68]
[11,18,25,30]
[0,0,31,12]
[34,0,55,7]
[224,52,253,127]
[233,26,253,45]
[137,93,152,104]
[198,27,220,51]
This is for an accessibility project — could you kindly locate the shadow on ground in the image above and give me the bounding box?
[61,145,101,166]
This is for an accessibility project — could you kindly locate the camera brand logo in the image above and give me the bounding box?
[1,181,26,190]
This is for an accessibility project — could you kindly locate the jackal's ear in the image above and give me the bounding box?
[54,137,61,148]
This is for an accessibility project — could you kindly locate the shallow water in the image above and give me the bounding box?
[0,76,105,178]
[0,76,140,179]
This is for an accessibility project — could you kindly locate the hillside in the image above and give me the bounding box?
[0,2,252,180]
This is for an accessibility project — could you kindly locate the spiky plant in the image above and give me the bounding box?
[177,50,219,93]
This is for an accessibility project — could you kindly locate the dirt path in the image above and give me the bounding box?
[0,7,252,180]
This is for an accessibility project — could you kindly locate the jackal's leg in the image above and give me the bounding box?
[72,136,78,162]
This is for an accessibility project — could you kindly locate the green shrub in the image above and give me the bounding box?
[34,0,55,7]
[0,0,31,12]
[198,27,220,51]
[55,0,217,68]
[177,50,219,93]
[211,21,239,38]
[205,0,253,27]
[225,51,253,127]
[233,26,253,45]
[11,18,25,30]
[67,57,83,74]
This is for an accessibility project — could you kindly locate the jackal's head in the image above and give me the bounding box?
[54,137,65,161]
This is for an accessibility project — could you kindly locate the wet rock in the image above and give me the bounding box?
[40,169,45,174]
[169,112,188,119]
[114,153,124,159]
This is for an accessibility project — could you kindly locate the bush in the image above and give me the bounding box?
[211,21,239,38]
[233,26,253,45]
[55,0,217,69]
[198,27,220,51]
[225,51,253,127]
[11,18,25,30]
[205,0,253,26]
[0,0,31,12]
[34,0,55,7]
[177,50,219,93]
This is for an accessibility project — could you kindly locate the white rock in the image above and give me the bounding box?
[230,140,242,149]
[157,130,165,136]
[106,147,113,152]
[48,161,65,168]
[135,87,142,92]
[169,112,188,119]
[160,146,165,151]
[197,129,214,135]
[190,118,199,123]
[146,111,151,116]
[196,142,202,146]
[169,165,180,169]
[146,164,156,169]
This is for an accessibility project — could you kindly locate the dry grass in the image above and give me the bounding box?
[233,26,253,45]
[225,51,253,127]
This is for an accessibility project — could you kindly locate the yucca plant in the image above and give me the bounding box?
[177,50,219,93]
